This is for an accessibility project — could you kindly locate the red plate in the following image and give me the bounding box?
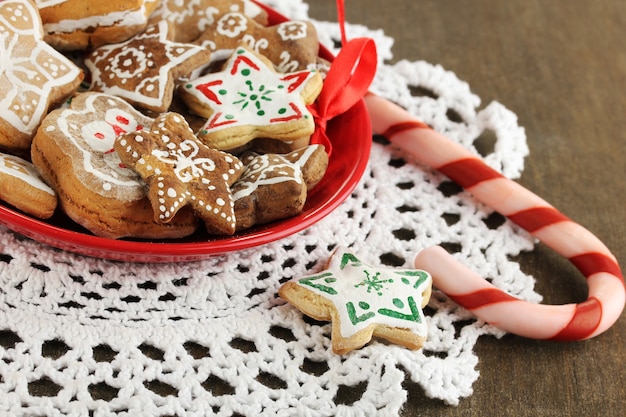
[0,6,372,262]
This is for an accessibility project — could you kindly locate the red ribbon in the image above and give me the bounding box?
[307,1,377,156]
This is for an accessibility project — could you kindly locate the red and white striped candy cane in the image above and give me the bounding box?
[364,92,625,341]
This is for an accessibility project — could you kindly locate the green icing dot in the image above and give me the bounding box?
[393,298,404,309]
[257,110,265,116]
[324,277,337,284]
[241,69,251,76]
[359,301,370,310]
[185,84,192,89]
[401,277,410,285]
[218,89,227,95]
[278,108,287,115]
[225,114,235,120]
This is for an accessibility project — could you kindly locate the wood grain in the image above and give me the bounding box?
[308,0,625,415]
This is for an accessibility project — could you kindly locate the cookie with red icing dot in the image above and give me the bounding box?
[180,45,323,151]
[115,112,245,235]
[31,92,198,239]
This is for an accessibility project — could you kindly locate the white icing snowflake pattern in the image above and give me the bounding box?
[277,21,308,41]
[216,12,248,37]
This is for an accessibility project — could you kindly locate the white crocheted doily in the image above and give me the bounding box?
[0,0,538,414]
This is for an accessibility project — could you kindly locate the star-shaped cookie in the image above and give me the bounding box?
[114,112,244,235]
[194,11,319,72]
[0,0,83,152]
[85,20,212,113]
[180,45,323,150]
[232,144,328,230]
[279,248,432,354]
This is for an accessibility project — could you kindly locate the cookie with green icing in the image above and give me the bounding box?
[279,248,433,354]
[180,45,323,151]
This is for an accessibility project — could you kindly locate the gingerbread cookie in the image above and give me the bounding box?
[31,92,198,239]
[279,248,432,354]
[115,112,245,235]
[149,0,268,43]
[35,0,160,50]
[0,151,57,219]
[180,45,323,151]
[233,144,328,230]
[0,0,83,153]
[84,20,212,113]
[194,11,320,72]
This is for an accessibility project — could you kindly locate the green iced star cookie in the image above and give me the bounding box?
[279,248,432,354]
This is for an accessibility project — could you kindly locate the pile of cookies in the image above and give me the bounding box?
[0,0,331,239]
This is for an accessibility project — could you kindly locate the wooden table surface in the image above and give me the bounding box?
[309,0,625,416]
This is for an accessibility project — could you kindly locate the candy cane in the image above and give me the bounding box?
[364,93,625,340]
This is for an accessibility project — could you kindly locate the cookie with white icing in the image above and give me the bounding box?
[114,112,245,236]
[0,152,57,219]
[279,248,432,354]
[35,0,161,50]
[31,92,198,239]
[149,0,268,43]
[233,144,328,230]
[194,11,320,72]
[180,45,323,151]
[84,20,212,113]
[0,0,83,153]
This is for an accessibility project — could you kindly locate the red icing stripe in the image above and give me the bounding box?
[449,288,519,309]
[549,297,603,341]
[508,207,571,233]
[438,158,505,188]
[569,253,624,281]
[381,121,430,138]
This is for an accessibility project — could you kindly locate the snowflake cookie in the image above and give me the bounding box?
[115,112,245,235]
[85,20,212,113]
[180,45,323,151]
[279,248,433,354]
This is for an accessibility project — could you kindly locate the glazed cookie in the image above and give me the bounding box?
[36,0,160,50]
[0,152,57,219]
[0,0,83,153]
[194,11,320,72]
[115,112,245,235]
[233,144,328,230]
[279,248,432,354]
[180,45,323,151]
[149,0,268,43]
[84,20,212,113]
[31,92,198,239]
